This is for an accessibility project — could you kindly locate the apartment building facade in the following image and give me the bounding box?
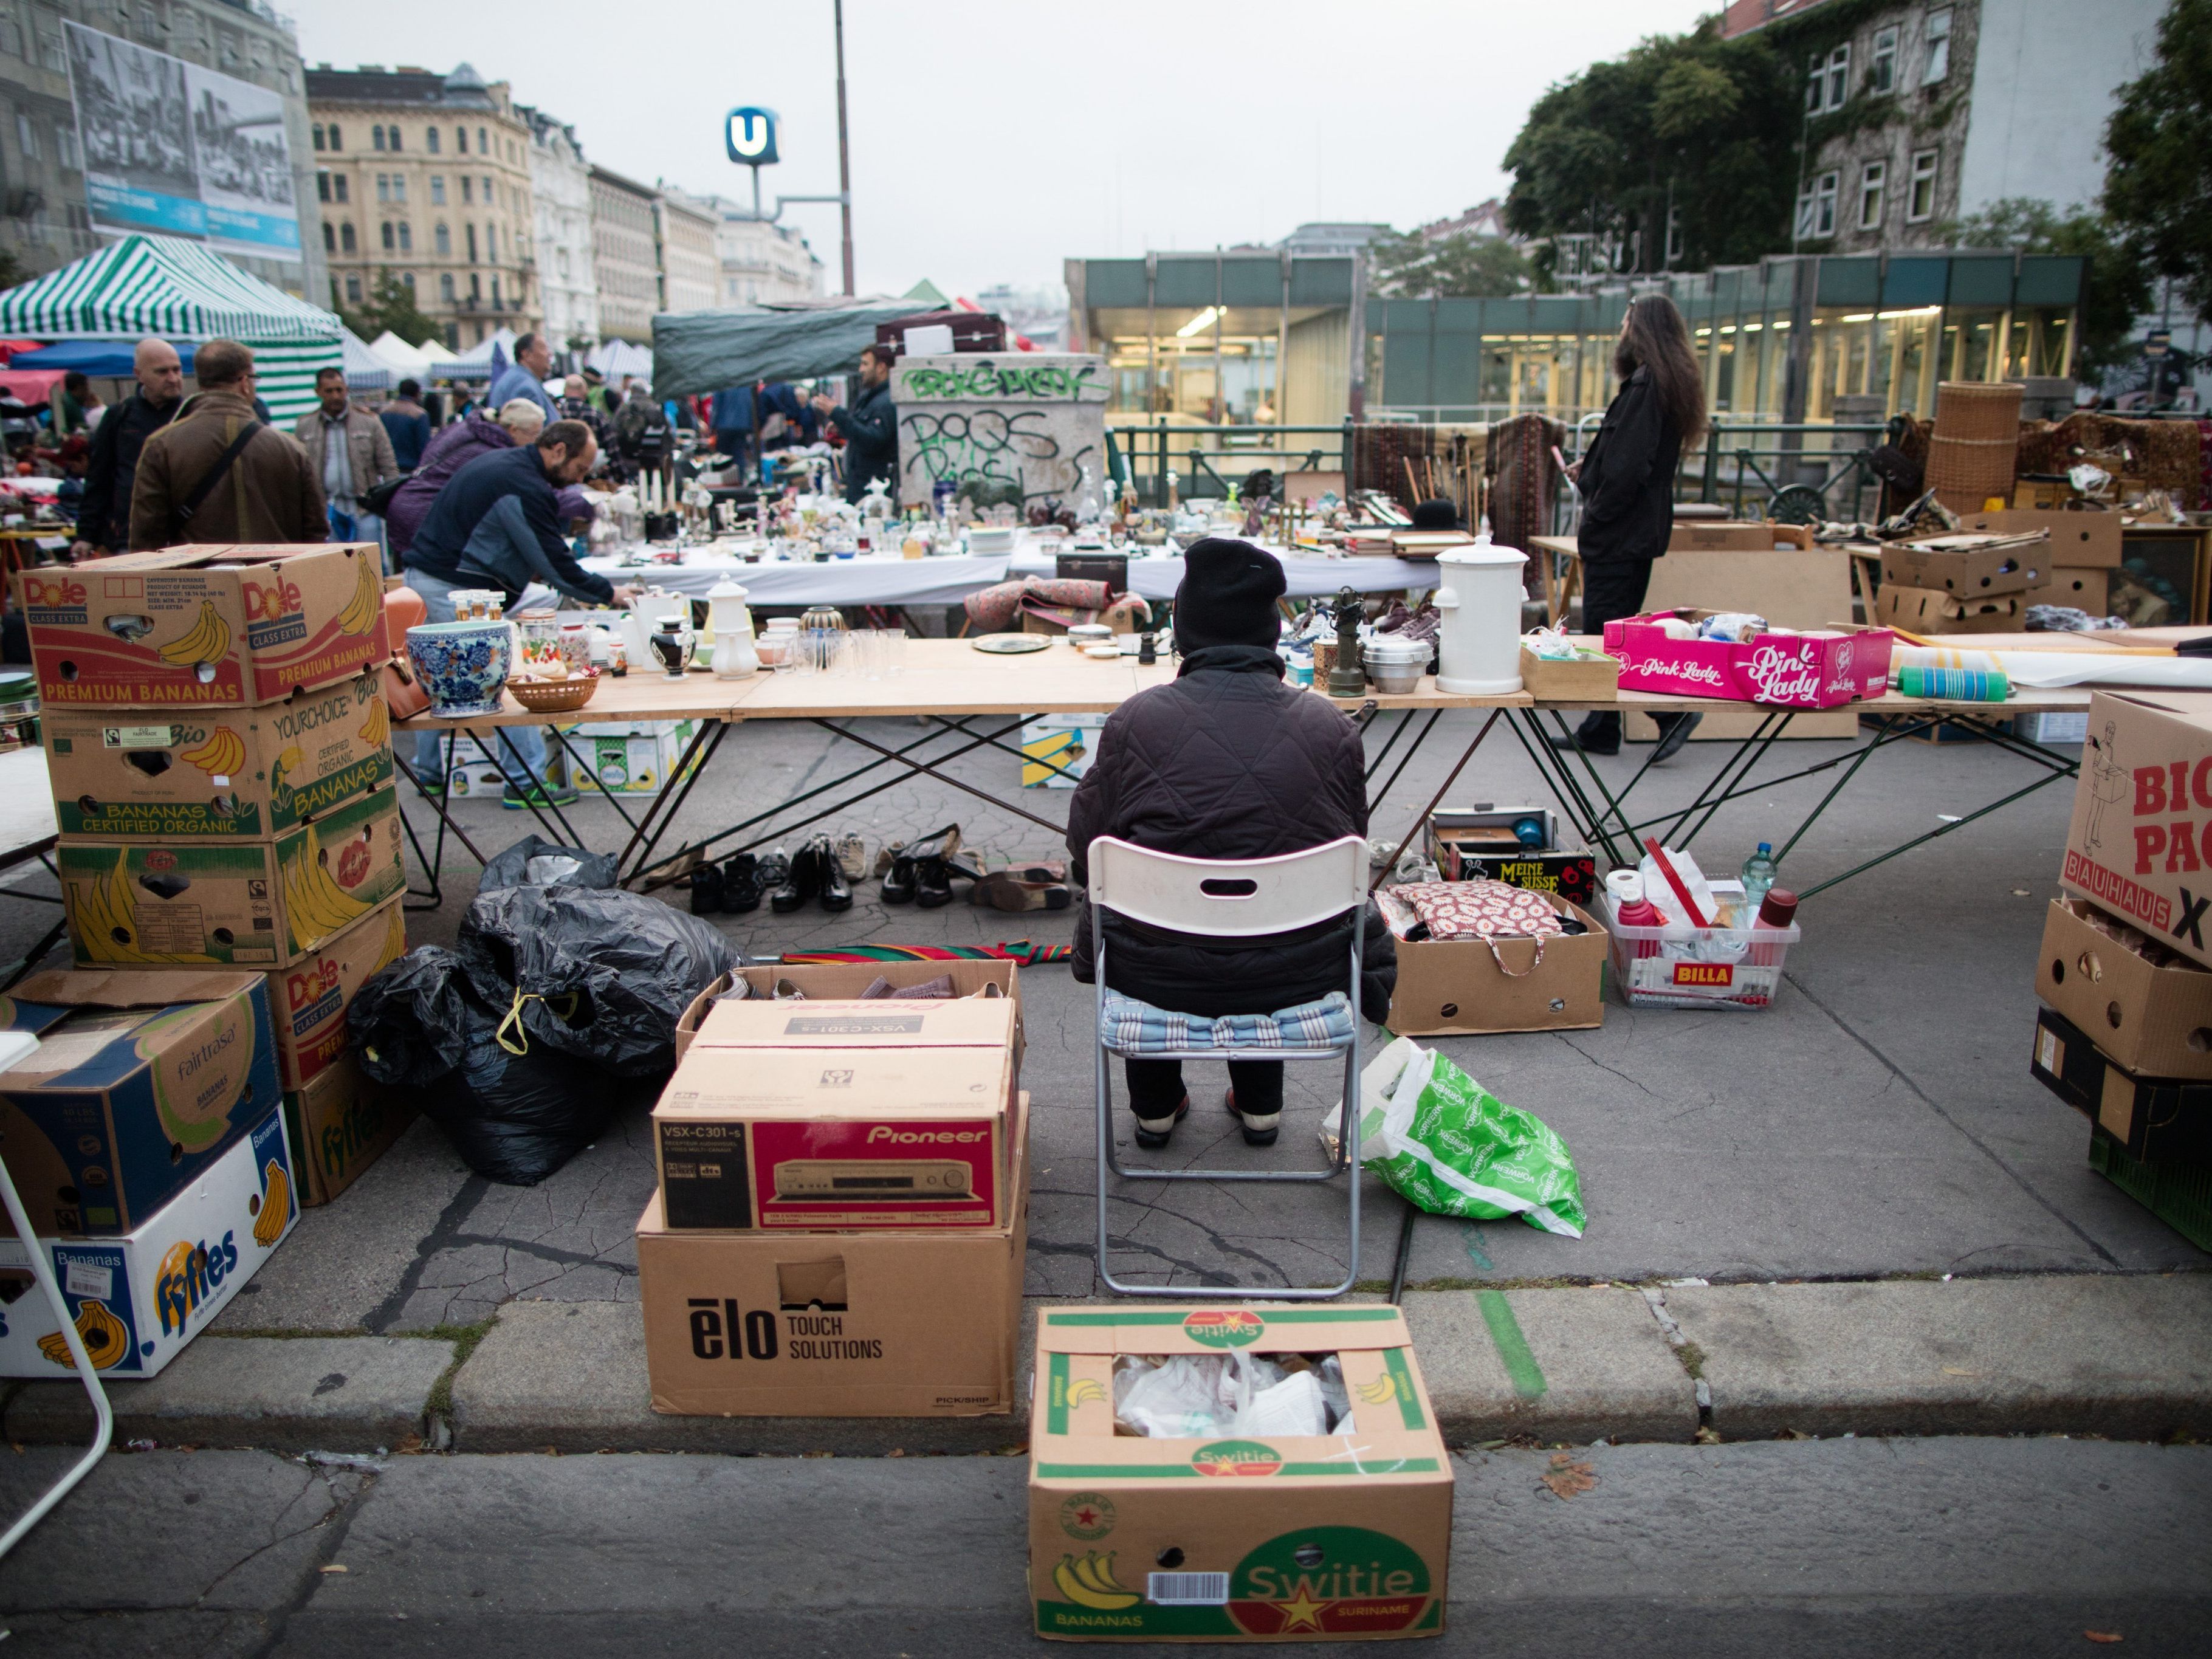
[588,163,656,343]
[521,103,594,351]
[653,184,717,314]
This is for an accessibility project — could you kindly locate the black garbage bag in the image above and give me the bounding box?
[478,833,619,892]
[455,886,738,1077]
[349,945,628,1185]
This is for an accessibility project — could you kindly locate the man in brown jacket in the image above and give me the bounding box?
[293,366,399,544]
[129,338,326,549]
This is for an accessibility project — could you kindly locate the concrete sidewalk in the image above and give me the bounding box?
[8,1273,2206,1455]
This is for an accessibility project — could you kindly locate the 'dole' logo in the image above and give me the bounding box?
[24,575,86,607]
[242,577,302,620]
[287,960,340,1010]
[1183,1309,1265,1349]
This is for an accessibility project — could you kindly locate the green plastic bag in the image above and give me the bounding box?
[1331,1036,1585,1237]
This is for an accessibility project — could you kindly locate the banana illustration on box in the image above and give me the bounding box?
[282,821,373,945]
[74,845,171,963]
[1355,1373,1398,1407]
[372,901,407,974]
[335,551,382,636]
[356,695,390,747]
[269,745,306,803]
[1065,1378,1105,1408]
[180,727,246,778]
[1053,1551,1141,1611]
[35,1299,130,1371]
[156,599,231,667]
[253,1161,290,1246]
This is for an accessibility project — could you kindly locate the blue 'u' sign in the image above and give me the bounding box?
[726,106,779,167]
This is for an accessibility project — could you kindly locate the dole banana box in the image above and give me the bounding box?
[654,989,1020,1232]
[1029,1305,1452,1644]
[0,969,282,1237]
[0,1103,298,1379]
[59,783,406,970]
[283,1051,414,1206]
[272,898,406,1090]
[637,1094,1028,1417]
[2064,690,2212,974]
[17,542,389,710]
[43,673,395,839]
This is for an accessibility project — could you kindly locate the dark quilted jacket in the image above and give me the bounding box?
[1066,645,1396,1022]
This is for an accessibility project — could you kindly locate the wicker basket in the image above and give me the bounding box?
[1934,380,2025,441]
[1926,434,2018,514]
[506,674,601,713]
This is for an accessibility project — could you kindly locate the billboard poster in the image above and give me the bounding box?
[64,21,301,260]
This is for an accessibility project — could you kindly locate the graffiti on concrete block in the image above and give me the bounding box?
[899,407,1096,506]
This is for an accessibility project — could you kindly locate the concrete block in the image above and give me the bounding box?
[1403,1286,1697,1444]
[1666,1274,2212,1440]
[3,1335,454,1452]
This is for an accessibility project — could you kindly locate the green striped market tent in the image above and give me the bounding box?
[0,234,341,422]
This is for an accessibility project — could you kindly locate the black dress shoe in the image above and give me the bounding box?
[1650,712,1703,764]
[813,837,853,911]
[720,852,763,913]
[769,845,817,913]
[881,853,918,904]
[914,854,954,908]
[689,862,724,915]
[1224,1088,1280,1149]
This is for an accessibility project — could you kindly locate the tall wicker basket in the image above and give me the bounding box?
[1927,380,2025,512]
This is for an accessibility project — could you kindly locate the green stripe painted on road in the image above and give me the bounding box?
[1476,1290,1547,1401]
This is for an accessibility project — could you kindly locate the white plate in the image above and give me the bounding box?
[972,633,1051,654]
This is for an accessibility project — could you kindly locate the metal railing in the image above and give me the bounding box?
[1107,421,1352,506]
[1561,419,1894,527]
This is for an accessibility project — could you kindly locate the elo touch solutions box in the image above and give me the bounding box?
[653,993,1020,1231]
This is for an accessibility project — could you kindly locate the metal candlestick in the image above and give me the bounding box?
[1327,585,1365,699]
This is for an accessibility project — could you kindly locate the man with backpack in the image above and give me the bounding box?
[128,339,325,549]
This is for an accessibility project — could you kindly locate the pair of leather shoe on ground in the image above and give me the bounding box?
[690,851,769,915]
[1133,1088,1280,1150]
[881,823,971,909]
[1548,710,1702,762]
[769,835,853,913]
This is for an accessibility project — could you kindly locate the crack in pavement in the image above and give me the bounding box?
[194,1465,360,1612]
[365,1172,492,1334]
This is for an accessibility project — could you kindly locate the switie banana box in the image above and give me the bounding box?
[0,969,283,1236]
[16,543,390,710]
[1029,1305,1452,1643]
[43,673,396,839]
[60,782,407,970]
[0,1103,297,1378]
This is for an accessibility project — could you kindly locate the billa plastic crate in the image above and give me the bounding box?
[1602,893,1801,1011]
[2089,1127,2212,1252]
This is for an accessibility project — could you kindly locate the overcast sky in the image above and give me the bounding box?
[290,0,1716,299]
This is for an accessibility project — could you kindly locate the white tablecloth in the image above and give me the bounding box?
[1006,549,1439,602]
[580,552,1012,606]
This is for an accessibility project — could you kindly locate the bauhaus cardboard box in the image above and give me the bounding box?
[0,1103,297,1379]
[654,992,1020,1232]
[19,543,390,709]
[636,1094,1029,1417]
[2063,690,2212,974]
[0,969,283,1236]
[1028,1304,1452,1643]
[60,782,407,969]
[43,673,394,839]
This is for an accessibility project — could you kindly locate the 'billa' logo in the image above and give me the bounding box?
[155,1231,238,1336]
[1191,1439,1283,1479]
[1182,1309,1265,1349]
[1672,963,1735,987]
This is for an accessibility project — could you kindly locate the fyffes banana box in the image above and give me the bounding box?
[59,783,407,969]
[283,1051,413,1206]
[43,672,394,839]
[0,969,283,1236]
[0,1103,297,1378]
[1028,1305,1453,1643]
[17,542,389,710]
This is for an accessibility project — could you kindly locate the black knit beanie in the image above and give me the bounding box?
[1173,537,1286,653]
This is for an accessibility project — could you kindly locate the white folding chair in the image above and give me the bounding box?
[1089,834,1367,1299]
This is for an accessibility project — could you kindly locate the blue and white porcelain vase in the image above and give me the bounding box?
[405,620,513,717]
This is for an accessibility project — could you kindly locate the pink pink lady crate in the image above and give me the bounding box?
[1601,611,1895,709]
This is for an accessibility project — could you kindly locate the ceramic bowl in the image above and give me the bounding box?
[405,620,513,717]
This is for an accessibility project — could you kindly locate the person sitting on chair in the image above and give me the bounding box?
[1067,538,1396,1150]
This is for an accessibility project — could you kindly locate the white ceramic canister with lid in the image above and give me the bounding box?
[1431,540,1531,695]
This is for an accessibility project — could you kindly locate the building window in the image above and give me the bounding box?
[1858,159,1886,230]
[456,125,467,154]
[1664,203,1683,266]
[469,273,481,300]
[381,221,395,251]
[38,29,61,73]
[402,272,416,293]
[391,174,406,204]
[1870,26,1898,94]
[316,171,330,202]
[433,222,449,254]
[340,222,357,253]
[397,221,412,252]
[482,175,493,204]
[388,126,401,152]
[345,275,362,303]
[431,176,445,205]
[460,176,472,205]
[57,125,77,170]
[1907,148,1939,221]
[1807,44,1852,113]
[426,126,440,154]
[1924,9,1953,84]
[445,323,459,349]
[328,124,342,152]
[332,174,348,204]
[312,124,325,151]
[1796,170,1839,239]
[440,272,455,303]
[375,174,390,204]
[321,221,335,252]
[486,222,496,260]
[477,127,487,154]
[0,13,21,58]
[373,126,386,151]
[466,224,478,263]
[15,112,36,160]
[491,275,502,309]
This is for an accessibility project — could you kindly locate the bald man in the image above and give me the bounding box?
[74,337,183,555]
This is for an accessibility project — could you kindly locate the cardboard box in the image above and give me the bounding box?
[0,1104,297,1378]
[1516,642,1617,701]
[1028,1303,1452,1643]
[18,543,389,710]
[0,969,284,1235]
[1602,610,1892,707]
[1666,521,1813,552]
[2035,896,2212,1079]
[2087,1125,2212,1252]
[672,959,1023,1069]
[566,718,702,797]
[1960,509,2123,569]
[656,992,1020,1231]
[2062,690,2212,972]
[269,898,406,1090]
[2034,567,2110,614]
[2032,1006,2212,1164]
[1875,584,2026,634]
[1385,895,1607,1036]
[1023,713,1108,788]
[636,1093,1029,1417]
[60,782,408,969]
[42,674,394,839]
[1879,534,2046,597]
[283,1053,414,1206]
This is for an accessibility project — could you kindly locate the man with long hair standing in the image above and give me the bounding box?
[1553,292,1708,760]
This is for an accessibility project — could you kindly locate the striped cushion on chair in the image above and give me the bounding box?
[1099,991,1354,1054]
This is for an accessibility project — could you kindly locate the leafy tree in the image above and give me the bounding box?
[0,248,28,290]
[2102,0,2212,321]
[1945,199,2152,380]
[1502,22,1799,283]
[338,269,442,346]
[1369,230,1533,298]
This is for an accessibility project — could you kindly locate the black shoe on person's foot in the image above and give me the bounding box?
[720,852,763,913]
[1547,712,1621,757]
[1224,1088,1280,1148]
[1134,1095,1190,1149]
[769,845,817,913]
[1650,712,1702,764]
